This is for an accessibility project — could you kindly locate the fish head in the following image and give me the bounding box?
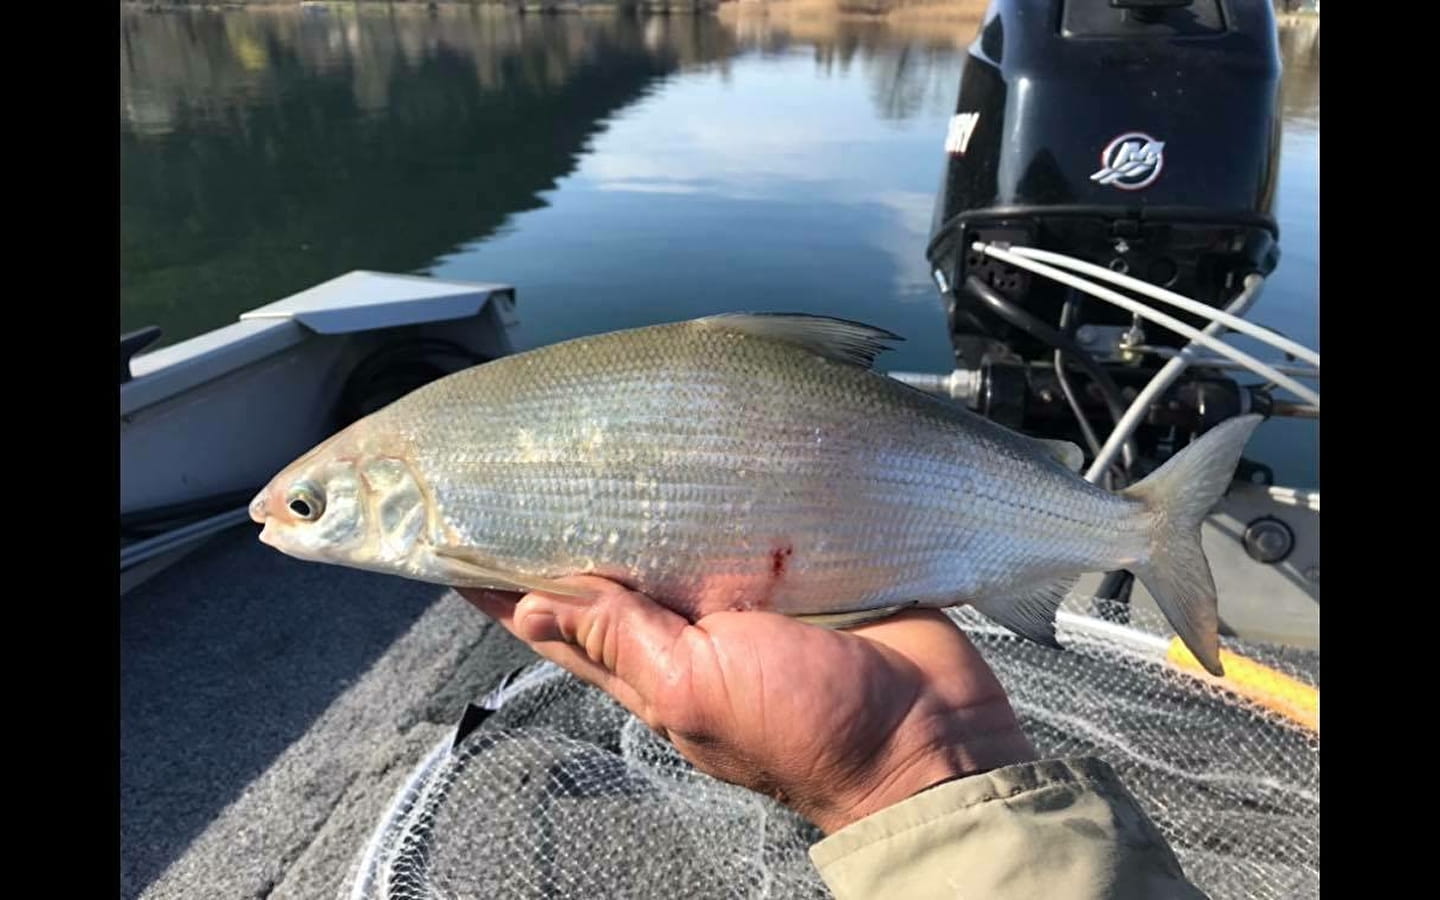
[250,429,429,574]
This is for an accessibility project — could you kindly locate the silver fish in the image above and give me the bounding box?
[251,314,1261,675]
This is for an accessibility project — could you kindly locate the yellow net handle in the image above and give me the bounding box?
[1166,640,1319,733]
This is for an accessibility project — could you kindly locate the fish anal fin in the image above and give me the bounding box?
[973,576,1078,649]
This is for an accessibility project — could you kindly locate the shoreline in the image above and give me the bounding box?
[118,0,994,25]
[123,1,1319,28]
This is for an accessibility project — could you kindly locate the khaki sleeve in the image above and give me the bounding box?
[808,757,1208,900]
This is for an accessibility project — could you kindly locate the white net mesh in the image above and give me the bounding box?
[349,598,1318,900]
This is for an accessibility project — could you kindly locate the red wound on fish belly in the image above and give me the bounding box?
[718,547,794,614]
[770,545,794,578]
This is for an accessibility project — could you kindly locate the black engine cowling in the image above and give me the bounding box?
[925,0,1285,475]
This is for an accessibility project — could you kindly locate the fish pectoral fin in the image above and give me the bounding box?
[695,313,903,369]
[972,576,1079,649]
[793,603,917,629]
[432,547,600,599]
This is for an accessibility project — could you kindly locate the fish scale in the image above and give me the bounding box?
[385,320,1114,610]
[252,313,1264,676]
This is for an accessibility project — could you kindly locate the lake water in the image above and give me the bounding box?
[120,4,1318,486]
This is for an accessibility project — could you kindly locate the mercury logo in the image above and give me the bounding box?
[945,112,981,155]
[1090,132,1165,190]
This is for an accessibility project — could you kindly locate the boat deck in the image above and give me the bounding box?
[120,527,536,900]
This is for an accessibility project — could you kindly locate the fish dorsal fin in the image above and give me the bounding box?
[1033,438,1085,473]
[697,313,904,369]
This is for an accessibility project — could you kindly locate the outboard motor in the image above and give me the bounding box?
[925,0,1284,480]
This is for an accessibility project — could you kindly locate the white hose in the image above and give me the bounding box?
[974,243,1321,408]
[1130,345,1319,379]
[1085,275,1265,482]
[1004,246,1320,368]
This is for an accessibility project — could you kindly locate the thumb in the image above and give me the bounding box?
[513,576,693,720]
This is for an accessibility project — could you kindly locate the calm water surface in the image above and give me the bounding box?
[120,6,1318,485]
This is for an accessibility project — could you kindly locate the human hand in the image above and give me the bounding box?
[459,577,1036,834]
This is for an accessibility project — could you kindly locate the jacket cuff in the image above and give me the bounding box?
[809,757,1202,900]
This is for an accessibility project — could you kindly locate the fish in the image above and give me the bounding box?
[250,313,1263,676]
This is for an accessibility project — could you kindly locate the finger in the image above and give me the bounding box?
[460,581,679,727]
[512,621,653,722]
[515,575,693,711]
[457,588,524,628]
[454,586,649,717]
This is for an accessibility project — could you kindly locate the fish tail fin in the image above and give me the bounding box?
[1120,414,1264,677]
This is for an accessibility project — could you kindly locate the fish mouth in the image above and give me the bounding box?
[249,487,270,524]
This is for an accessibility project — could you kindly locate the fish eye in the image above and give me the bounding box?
[287,484,325,521]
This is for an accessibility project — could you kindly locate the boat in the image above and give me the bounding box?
[120,2,1318,897]
[119,265,1317,647]
[120,270,519,594]
[118,232,1320,900]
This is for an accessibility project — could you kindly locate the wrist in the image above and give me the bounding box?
[813,700,1037,834]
